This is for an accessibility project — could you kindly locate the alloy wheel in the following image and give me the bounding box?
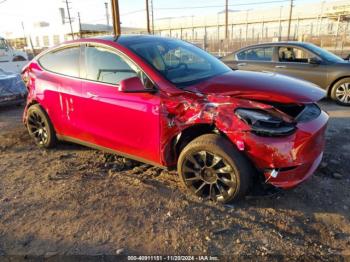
[182,150,237,202]
[335,83,350,104]
[27,111,49,145]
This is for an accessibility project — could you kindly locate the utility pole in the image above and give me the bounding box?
[150,0,154,34]
[225,0,228,39]
[104,2,110,26]
[111,0,121,36]
[278,6,283,39]
[64,0,75,40]
[146,0,151,34]
[77,12,82,38]
[245,10,249,42]
[21,21,35,55]
[287,0,294,40]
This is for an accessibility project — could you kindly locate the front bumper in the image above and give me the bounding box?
[229,110,329,189]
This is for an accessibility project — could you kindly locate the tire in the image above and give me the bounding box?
[26,104,57,148]
[177,134,254,203]
[330,78,350,106]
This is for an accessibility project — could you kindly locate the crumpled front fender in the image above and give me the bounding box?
[159,92,269,166]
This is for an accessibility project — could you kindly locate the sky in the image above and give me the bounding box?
[0,0,332,36]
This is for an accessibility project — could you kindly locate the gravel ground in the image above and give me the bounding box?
[0,100,349,260]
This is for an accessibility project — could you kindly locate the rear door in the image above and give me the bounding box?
[37,44,83,137]
[222,46,276,73]
[273,45,328,88]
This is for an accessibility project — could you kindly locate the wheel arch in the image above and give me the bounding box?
[175,124,215,157]
[24,99,39,125]
[327,75,350,97]
[166,123,235,168]
[25,100,55,131]
[27,99,39,108]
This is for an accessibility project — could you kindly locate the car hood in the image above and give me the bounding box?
[186,70,326,104]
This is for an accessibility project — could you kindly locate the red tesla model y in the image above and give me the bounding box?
[22,35,328,203]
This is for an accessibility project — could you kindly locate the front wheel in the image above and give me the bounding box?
[331,78,350,106]
[177,134,254,203]
[26,104,57,148]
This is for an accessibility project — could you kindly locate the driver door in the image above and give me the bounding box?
[80,44,161,164]
[273,45,328,88]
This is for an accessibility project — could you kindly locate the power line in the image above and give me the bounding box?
[154,0,291,10]
[121,9,145,16]
[80,17,108,24]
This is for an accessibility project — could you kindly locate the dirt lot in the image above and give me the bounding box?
[0,100,349,260]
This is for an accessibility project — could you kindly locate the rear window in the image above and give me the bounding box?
[236,47,273,61]
[38,46,80,78]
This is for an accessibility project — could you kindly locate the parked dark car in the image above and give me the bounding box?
[221,42,350,105]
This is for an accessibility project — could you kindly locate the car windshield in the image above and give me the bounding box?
[306,43,344,63]
[120,37,230,87]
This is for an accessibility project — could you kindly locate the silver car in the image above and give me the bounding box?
[221,42,350,106]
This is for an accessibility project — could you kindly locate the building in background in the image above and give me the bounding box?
[3,5,145,54]
[154,0,350,57]
[2,0,349,57]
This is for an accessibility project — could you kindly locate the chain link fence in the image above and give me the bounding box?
[155,19,350,58]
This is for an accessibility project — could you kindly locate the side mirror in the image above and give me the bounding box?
[308,57,321,65]
[118,76,156,93]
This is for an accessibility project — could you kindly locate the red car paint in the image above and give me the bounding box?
[22,36,328,189]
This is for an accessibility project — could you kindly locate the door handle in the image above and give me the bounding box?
[87,92,98,99]
[275,65,286,69]
[237,63,247,67]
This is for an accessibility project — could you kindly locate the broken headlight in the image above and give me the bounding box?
[235,108,296,137]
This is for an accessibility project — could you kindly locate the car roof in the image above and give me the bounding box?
[36,34,181,60]
[88,34,173,45]
[234,41,313,52]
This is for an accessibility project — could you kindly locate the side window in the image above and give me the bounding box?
[85,46,137,85]
[38,46,80,77]
[236,47,273,61]
[0,39,8,49]
[161,46,211,71]
[221,53,235,62]
[278,46,315,63]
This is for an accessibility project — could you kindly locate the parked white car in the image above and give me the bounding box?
[0,36,29,73]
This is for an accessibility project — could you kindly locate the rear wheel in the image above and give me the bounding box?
[177,134,254,203]
[331,78,350,106]
[26,104,57,148]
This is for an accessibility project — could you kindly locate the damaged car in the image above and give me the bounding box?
[22,35,328,203]
[0,69,27,107]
